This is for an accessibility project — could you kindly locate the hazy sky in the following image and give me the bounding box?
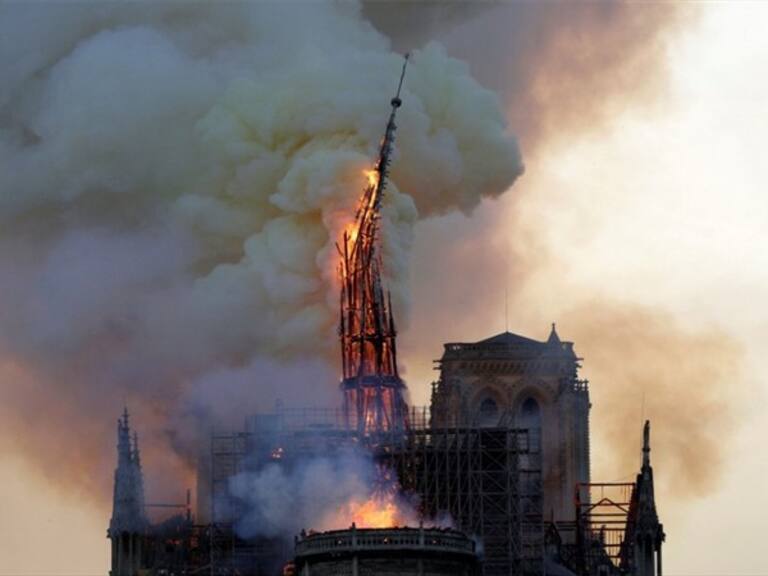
[1,2,767,575]
[404,3,768,575]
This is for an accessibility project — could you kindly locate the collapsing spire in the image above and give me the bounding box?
[108,408,148,536]
[338,55,410,438]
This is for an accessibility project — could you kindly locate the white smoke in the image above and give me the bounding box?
[0,1,522,493]
[230,449,420,539]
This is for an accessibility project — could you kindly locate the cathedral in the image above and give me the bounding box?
[107,326,664,576]
[106,60,663,575]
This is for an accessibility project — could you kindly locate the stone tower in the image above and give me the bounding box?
[430,325,591,521]
[107,408,149,576]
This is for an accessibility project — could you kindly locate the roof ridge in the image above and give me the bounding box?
[474,331,544,346]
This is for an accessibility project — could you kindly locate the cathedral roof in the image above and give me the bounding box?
[441,325,577,362]
[474,331,542,347]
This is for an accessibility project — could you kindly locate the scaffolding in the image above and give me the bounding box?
[211,431,250,525]
[206,407,543,576]
[209,431,287,574]
[209,417,359,574]
[386,425,543,576]
[568,482,635,576]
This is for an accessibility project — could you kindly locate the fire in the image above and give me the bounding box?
[364,168,379,190]
[334,168,381,281]
[341,467,417,528]
[319,467,419,530]
[347,496,401,528]
[338,170,377,248]
[319,495,407,530]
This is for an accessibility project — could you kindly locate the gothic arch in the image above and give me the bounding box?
[519,397,542,428]
[469,385,506,427]
[511,386,551,448]
[511,382,554,415]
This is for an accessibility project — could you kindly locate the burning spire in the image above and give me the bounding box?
[338,55,410,438]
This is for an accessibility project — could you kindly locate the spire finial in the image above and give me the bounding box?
[391,53,409,108]
[547,322,561,345]
[642,419,651,468]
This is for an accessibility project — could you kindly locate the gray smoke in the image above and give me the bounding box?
[0,1,522,500]
[230,448,421,539]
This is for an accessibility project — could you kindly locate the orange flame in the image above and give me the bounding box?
[342,466,417,528]
[337,169,380,269]
[347,496,401,528]
[364,169,379,190]
[320,473,419,531]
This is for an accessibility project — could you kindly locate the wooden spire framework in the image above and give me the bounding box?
[338,55,410,438]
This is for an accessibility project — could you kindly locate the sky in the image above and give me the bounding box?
[403,3,768,575]
[1,2,767,575]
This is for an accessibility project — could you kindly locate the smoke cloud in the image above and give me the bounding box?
[556,302,743,497]
[0,1,521,502]
[230,449,421,540]
[0,0,722,541]
[367,2,692,149]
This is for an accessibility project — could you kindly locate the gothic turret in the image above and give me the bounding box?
[627,421,665,576]
[108,408,148,576]
[547,322,561,346]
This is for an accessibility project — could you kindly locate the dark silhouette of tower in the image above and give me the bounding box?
[338,56,410,438]
[107,408,148,576]
[626,420,665,576]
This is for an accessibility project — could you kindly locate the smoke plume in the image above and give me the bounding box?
[0,1,521,501]
[230,449,421,540]
[0,0,723,531]
[367,2,693,149]
[559,302,744,497]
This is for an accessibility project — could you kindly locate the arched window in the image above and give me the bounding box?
[478,397,499,426]
[519,397,541,450]
[519,397,541,427]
